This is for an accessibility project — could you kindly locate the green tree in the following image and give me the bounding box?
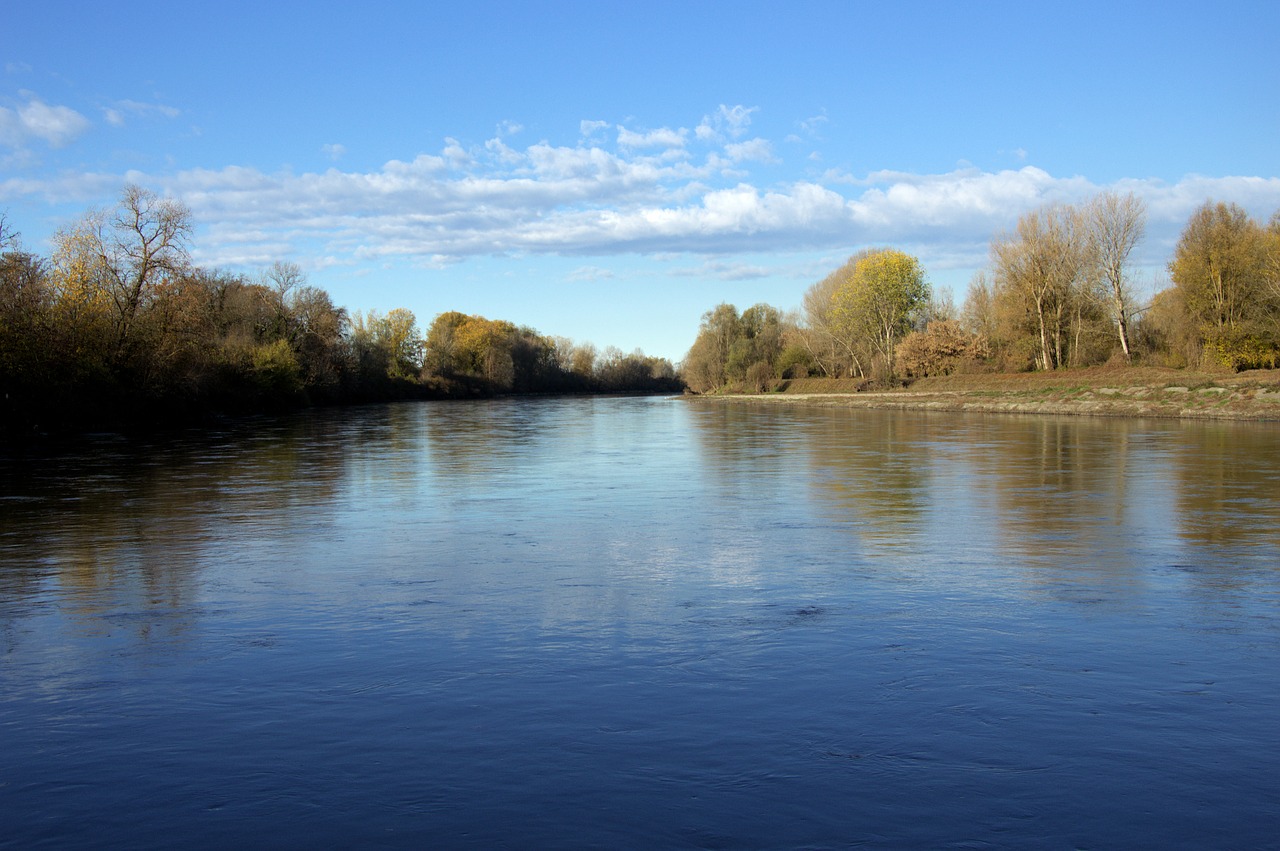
[679,303,740,392]
[720,303,786,382]
[251,338,305,400]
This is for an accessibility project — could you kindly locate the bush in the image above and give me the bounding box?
[776,344,815,379]
[1204,330,1280,371]
[745,360,774,393]
[896,320,990,378]
[251,339,304,399]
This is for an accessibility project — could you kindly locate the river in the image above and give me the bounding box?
[2,397,1279,848]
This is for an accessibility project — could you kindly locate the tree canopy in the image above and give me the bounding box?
[1,185,683,438]
[681,192,1279,393]
[829,248,929,380]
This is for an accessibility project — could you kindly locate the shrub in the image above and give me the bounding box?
[251,339,304,399]
[745,360,775,393]
[896,320,990,378]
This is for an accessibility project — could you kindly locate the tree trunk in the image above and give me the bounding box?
[1035,296,1052,371]
[1116,301,1131,360]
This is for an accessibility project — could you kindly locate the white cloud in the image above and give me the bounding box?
[101,162,1276,271]
[696,104,757,142]
[672,260,773,281]
[798,112,828,137]
[616,125,688,150]
[442,138,470,169]
[723,138,775,164]
[100,99,181,128]
[117,99,180,119]
[321,143,347,161]
[6,108,1279,279]
[0,95,90,148]
[484,136,523,165]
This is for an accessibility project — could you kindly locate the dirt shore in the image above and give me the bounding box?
[691,367,1280,421]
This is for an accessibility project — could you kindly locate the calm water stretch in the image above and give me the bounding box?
[2,397,1279,849]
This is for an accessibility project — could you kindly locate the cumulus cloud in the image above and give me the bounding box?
[7,108,1279,277]
[321,143,347,161]
[112,160,1278,270]
[0,94,90,148]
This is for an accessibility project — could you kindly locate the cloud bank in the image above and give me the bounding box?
[4,102,1279,273]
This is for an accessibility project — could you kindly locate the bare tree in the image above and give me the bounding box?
[265,260,306,302]
[260,260,307,340]
[1087,191,1146,360]
[1265,212,1280,326]
[61,185,193,354]
[992,204,1088,370]
[960,271,997,339]
[0,212,18,251]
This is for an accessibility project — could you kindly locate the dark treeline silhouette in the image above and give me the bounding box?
[0,187,681,439]
[420,310,680,398]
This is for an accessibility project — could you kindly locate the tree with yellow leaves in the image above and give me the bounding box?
[53,185,192,359]
[829,248,930,380]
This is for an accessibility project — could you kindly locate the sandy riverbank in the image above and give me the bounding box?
[688,367,1280,421]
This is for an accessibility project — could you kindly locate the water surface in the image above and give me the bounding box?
[2,398,1279,848]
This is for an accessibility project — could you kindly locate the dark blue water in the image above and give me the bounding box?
[2,398,1279,848]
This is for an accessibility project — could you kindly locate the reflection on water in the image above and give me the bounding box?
[2,399,1279,848]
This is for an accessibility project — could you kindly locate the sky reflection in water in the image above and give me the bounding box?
[2,398,1278,848]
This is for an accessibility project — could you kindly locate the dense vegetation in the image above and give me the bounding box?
[0,187,680,438]
[681,193,1280,392]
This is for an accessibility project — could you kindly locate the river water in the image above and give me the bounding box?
[2,397,1278,848]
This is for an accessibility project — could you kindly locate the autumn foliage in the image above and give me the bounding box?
[680,195,1280,394]
[0,187,680,438]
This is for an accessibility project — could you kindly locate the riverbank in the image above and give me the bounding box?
[691,366,1280,421]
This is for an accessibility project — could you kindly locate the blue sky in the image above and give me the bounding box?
[3,1,1278,361]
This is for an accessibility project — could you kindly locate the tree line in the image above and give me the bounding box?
[680,193,1280,391]
[0,186,680,438]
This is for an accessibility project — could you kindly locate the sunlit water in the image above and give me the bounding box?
[2,397,1279,848]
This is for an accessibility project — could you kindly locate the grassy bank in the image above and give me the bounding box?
[694,366,1280,421]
